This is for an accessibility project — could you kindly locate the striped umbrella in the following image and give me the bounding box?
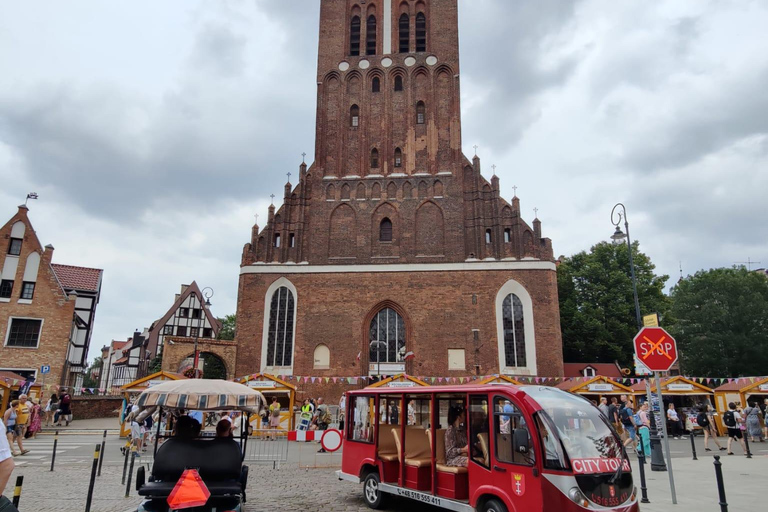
[136,379,266,412]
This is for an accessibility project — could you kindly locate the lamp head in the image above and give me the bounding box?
[611,226,627,242]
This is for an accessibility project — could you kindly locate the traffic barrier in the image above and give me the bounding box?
[97,429,107,476]
[713,455,728,512]
[84,444,100,512]
[690,433,698,460]
[287,430,318,442]
[636,451,650,503]
[12,475,23,508]
[125,446,137,497]
[50,430,58,472]
[244,430,289,468]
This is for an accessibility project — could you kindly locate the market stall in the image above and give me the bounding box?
[0,371,43,412]
[120,371,186,437]
[714,377,768,433]
[557,376,634,404]
[239,373,296,432]
[471,375,523,386]
[366,374,430,389]
[632,376,714,434]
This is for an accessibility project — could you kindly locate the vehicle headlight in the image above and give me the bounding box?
[568,487,590,508]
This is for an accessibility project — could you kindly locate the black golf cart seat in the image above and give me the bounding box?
[136,438,248,499]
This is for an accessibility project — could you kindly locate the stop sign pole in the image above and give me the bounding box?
[634,327,678,504]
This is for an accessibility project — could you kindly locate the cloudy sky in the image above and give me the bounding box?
[2,0,767,361]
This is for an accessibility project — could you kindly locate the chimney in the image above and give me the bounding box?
[180,284,189,295]
[43,244,55,264]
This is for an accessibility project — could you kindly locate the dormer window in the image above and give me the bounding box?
[350,105,360,127]
[583,367,596,377]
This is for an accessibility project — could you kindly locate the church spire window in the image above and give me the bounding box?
[370,148,379,168]
[372,77,380,93]
[399,13,410,53]
[394,75,403,92]
[350,15,361,56]
[416,101,426,124]
[350,105,360,127]
[394,147,403,168]
[415,12,427,52]
[366,15,377,55]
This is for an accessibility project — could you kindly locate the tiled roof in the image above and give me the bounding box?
[563,363,623,378]
[51,264,103,293]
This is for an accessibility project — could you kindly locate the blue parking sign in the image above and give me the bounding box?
[41,365,50,374]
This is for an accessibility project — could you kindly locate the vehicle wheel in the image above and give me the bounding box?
[363,472,387,509]
[482,498,508,512]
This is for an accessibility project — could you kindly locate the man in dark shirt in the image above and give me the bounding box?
[607,397,619,427]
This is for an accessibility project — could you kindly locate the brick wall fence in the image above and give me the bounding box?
[71,396,123,420]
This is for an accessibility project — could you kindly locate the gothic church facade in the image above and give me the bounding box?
[235,0,563,397]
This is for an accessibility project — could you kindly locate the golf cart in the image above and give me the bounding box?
[131,379,266,512]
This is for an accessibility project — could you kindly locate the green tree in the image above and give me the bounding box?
[148,353,163,374]
[558,241,670,365]
[82,357,103,388]
[668,267,768,377]
[217,314,236,340]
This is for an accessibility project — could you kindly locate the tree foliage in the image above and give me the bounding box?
[217,314,236,341]
[558,241,670,365]
[82,357,103,388]
[668,267,768,377]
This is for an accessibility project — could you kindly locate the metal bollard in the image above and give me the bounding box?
[125,446,137,497]
[743,433,752,458]
[50,430,59,471]
[12,475,23,508]
[690,432,698,460]
[121,442,130,485]
[85,445,100,512]
[713,455,728,512]
[97,429,107,476]
[636,451,650,503]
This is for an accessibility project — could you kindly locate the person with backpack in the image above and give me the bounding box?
[697,404,725,451]
[724,402,747,455]
[56,389,72,427]
[619,401,637,452]
[313,397,331,453]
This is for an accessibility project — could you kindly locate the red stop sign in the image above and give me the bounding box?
[633,327,678,372]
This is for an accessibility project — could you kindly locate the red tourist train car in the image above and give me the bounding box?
[337,384,639,512]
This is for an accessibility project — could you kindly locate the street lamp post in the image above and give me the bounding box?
[192,287,214,379]
[611,203,667,471]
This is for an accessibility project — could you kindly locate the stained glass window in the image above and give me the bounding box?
[502,294,526,367]
[266,286,295,367]
[369,308,405,364]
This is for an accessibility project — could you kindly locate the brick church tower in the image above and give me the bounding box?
[235,0,563,396]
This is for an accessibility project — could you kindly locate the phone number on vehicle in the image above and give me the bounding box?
[396,488,443,506]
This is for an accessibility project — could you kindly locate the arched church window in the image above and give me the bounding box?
[372,77,380,93]
[350,105,360,127]
[379,218,393,242]
[416,101,425,124]
[394,75,403,92]
[502,294,526,368]
[350,16,361,56]
[485,229,492,244]
[274,233,281,247]
[369,307,405,365]
[371,148,379,168]
[266,286,295,367]
[394,147,403,168]
[504,228,511,243]
[366,15,377,55]
[416,12,427,52]
[399,13,410,53]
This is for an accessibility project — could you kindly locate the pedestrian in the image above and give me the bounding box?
[724,402,747,455]
[608,397,620,432]
[407,399,416,426]
[27,398,42,439]
[338,393,346,432]
[313,398,331,453]
[697,404,725,452]
[56,388,72,426]
[0,414,20,512]
[268,396,281,440]
[667,403,685,439]
[636,402,652,457]
[763,398,768,441]
[598,397,609,418]
[12,396,30,454]
[619,400,637,452]
[3,401,21,457]
[44,393,58,427]
[744,402,764,443]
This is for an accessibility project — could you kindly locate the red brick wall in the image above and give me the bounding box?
[71,396,123,420]
[0,206,76,386]
[235,268,563,403]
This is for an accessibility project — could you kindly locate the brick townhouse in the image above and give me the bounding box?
[235,0,563,400]
[0,204,102,388]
